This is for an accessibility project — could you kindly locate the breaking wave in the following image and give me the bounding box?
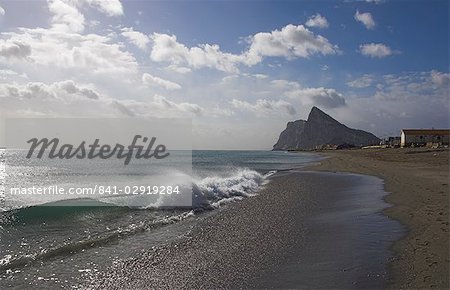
[192,168,273,209]
[0,168,273,271]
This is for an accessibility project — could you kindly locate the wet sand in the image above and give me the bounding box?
[307,148,449,289]
[91,171,402,289]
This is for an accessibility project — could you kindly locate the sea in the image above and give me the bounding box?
[0,149,322,288]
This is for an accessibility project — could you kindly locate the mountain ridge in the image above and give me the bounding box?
[273,107,380,150]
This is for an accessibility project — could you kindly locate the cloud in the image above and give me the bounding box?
[402,72,446,96]
[0,80,106,118]
[83,0,123,16]
[0,69,28,80]
[0,0,137,81]
[305,14,329,29]
[167,65,192,74]
[48,0,123,33]
[111,96,204,118]
[3,0,446,150]
[210,106,235,117]
[150,24,339,72]
[430,70,450,87]
[150,33,244,73]
[111,100,136,116]
[0,28,138,76]
[0,5,5,16]
[270,79,301,90]
[231,98,297,116]
[0,0,208,120]
[286,87,346,108]
[153,95,203,116]
[335,70,450,138]
[347,74,374,88]
[253,74,268,79]
[245,24,339,64]
[121,27,150,50]
[56,80,100,99]
[0,82,114,118]
[1,82,56,99]
[365,0,385,3]
[110,96,204,118]
[0,80,101,100]
[0,80,203,118]
[142,73,182,90]
[48,0,86,32]
[376,71,450,102]
[354,10,375,30]
[359,43,394,58]
[0,41,32,59]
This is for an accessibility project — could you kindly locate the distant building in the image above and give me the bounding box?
[400,129,450,147]
[380,136,401,147]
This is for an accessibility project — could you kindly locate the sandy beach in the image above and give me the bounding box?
[307,148,449,289]
[90,170,402,289]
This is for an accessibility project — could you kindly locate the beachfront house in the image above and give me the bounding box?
[400,129,450,147]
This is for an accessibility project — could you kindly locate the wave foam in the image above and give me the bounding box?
[0,168,272,271]
[192,168,270,210]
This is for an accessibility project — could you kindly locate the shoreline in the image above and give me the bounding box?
[6,148,447,289]
[305,148,449,289]
[90,170,401,289]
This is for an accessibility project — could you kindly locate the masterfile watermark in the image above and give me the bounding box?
[26,135,169,165]
[1,118,193,208]
[9,185,180,195]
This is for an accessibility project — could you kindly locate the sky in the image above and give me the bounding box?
[0,0,448,149]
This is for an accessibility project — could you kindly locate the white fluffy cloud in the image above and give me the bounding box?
[48,0,123,33]
[360,43,393,58]
[0,80,203,118]
[231,98,296,116]
[83,0,123,16]
[56,80,100,99]
[246,24,338,64]
[0,80,108,117]
[0,40,31,59]
[48,0,85,32]
[0,0,137,80]
[286,87,346,109]
[347,74,374,88]
[0,5,5,16]
[354,10,375,30]
[150,33,244,73]
[142,73,182,90]
[305,14,329,29]
[121,27,150,50]
[0,0,208,120]
[430,70,450,87]
[1,28,138,76]
[150,24,338,72]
